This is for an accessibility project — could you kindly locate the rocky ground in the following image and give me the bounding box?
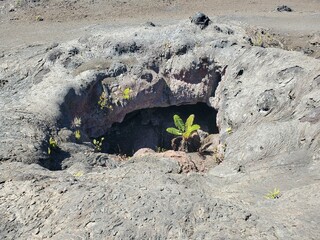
[1,0,320,239]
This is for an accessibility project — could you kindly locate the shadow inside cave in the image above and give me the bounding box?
[103,103,219,156]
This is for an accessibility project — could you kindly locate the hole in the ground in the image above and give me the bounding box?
[103,103,218,156]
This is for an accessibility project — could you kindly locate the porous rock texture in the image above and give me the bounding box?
[0,18,320,239]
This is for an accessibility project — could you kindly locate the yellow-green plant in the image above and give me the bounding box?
[166,114,200,140]
[48,137,58,155]
[98,92,114,110]
[71,117,82,142]
[75,130,81,141]
[265,188,281,199]
[226,127,233,134]
[73,171,84,177]
[122,87,131,100]
[98,92,108,109]
[93,137,104,152]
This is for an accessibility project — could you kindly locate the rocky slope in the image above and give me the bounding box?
[0,17,319,239]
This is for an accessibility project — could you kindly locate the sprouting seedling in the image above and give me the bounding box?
[48,137,58,155]
[166,114,201,140]
[71,117,82,142]
[265,188,281,199]
[98,91,114,110]
[72,116,82,128]
[123,87,131,100]
[93,137,104,152]
[74,130,81,141]
[156,147,167,153]
[226,127,233,134]
[98,92,108,109]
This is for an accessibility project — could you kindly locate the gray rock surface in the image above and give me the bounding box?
[0,18,320,239]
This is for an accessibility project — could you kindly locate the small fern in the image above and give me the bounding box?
[166,114,200,140]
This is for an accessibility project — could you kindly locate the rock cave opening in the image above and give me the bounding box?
[102,103,219,156]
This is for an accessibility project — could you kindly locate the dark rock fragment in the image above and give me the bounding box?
[0,79,9,88]
[190,12,211,29]
[276,5,293,12]
[141,72,153,82]
[114,41,141,55]
[171,133,201,152]
[145,21,156,27]
[47,49,62,62]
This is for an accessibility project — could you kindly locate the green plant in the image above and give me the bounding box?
[265,188,281,199]
[98,92,108,109]
[98,92,113,110]
[93,137,104,152]
[226,127,233,134]
[166,114,200,140]
[74,130,81,141]
[48,137,58,155]
[71,117,82,142]
[122,87,131,100]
